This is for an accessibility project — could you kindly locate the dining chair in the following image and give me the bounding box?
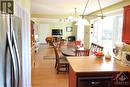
[75,48,89,56]
[89,43,103,55]
[75,40,82,47]
[53,43,61,68]
[67,41,75,47]
[53,45,69,74]
[97,45,104,52]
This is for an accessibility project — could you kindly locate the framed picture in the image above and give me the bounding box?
[66,27,72,32]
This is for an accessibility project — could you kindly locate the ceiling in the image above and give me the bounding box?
[31,0,123,22]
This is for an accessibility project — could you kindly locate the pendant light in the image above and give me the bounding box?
[76,0,104,25]
[76,0,90,25]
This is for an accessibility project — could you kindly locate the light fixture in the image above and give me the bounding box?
[76,0,90,25]
[82,0,104,19]
[97,0,104,19]
[76,0,104,25]
[66,8,78,22]
[75,17,90,25]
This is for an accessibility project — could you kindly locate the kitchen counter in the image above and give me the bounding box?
[67,56,130,87]
[67,56,130,73]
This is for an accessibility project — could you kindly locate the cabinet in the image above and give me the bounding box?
[68,65,130,87]
[78,77,112,87]
[122,5,130,44]
[67,57,130,87]
[69,66,113,87]
[31,20,35,47]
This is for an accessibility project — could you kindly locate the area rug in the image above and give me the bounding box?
[43,56,55,60]
[37,44,56,60]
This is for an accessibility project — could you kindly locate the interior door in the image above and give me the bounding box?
[38,24,51,44]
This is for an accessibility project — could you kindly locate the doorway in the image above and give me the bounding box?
[38,24,51,44]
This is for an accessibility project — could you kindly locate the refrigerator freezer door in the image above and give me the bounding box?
[11,16,22,87]
[0,15,6,87]
[12,30,21,87]
[0,14,22,87]
[6,32,17,87]
[0,14,10,87]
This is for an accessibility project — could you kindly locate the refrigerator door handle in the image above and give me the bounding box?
[6,32,17,87]
[12,30,20,87]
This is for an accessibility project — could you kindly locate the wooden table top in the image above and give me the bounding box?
[60,46,88,56]
[60,47,75,56]
[67,56,130,73]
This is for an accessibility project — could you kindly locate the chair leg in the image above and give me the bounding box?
[55,60,57,68]
[57,64,59,74]
[66,64,69,73]
[57,64,69,74]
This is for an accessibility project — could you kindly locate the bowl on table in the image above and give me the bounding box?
[95,52,104,58]
[96,55,104,59]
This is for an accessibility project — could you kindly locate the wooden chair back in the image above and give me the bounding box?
[89,43,103,55]
[53,45,60,63]
[75,48,89,56]
[53,44,68,74]
[75,41,82,47]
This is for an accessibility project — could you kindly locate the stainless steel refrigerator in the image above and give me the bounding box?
[0,13,22,87]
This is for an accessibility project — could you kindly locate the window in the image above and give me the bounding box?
[91,15,123,54]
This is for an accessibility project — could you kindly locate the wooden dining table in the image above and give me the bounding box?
[60,46,89,56]
[60,47,75,56]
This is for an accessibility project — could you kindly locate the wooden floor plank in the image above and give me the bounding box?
[31,44,68,87]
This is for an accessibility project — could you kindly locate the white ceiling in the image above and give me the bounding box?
[31,0,122,16]
[31,0,122,22]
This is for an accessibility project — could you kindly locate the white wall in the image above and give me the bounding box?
[84,26,91,49]
[38,24,51,43]
[77,24,84,41]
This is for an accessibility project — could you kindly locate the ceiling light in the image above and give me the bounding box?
[76,0,90,25]
[76,0,104,25]
[75,17,90,25]
[83,0,104,19]
[97,0,104,19]
[66,8,78,22]
[78,0,104,25]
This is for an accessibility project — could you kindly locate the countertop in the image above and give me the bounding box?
[67,56,130,74]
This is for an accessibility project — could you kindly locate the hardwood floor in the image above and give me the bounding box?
[31,44,68,87]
